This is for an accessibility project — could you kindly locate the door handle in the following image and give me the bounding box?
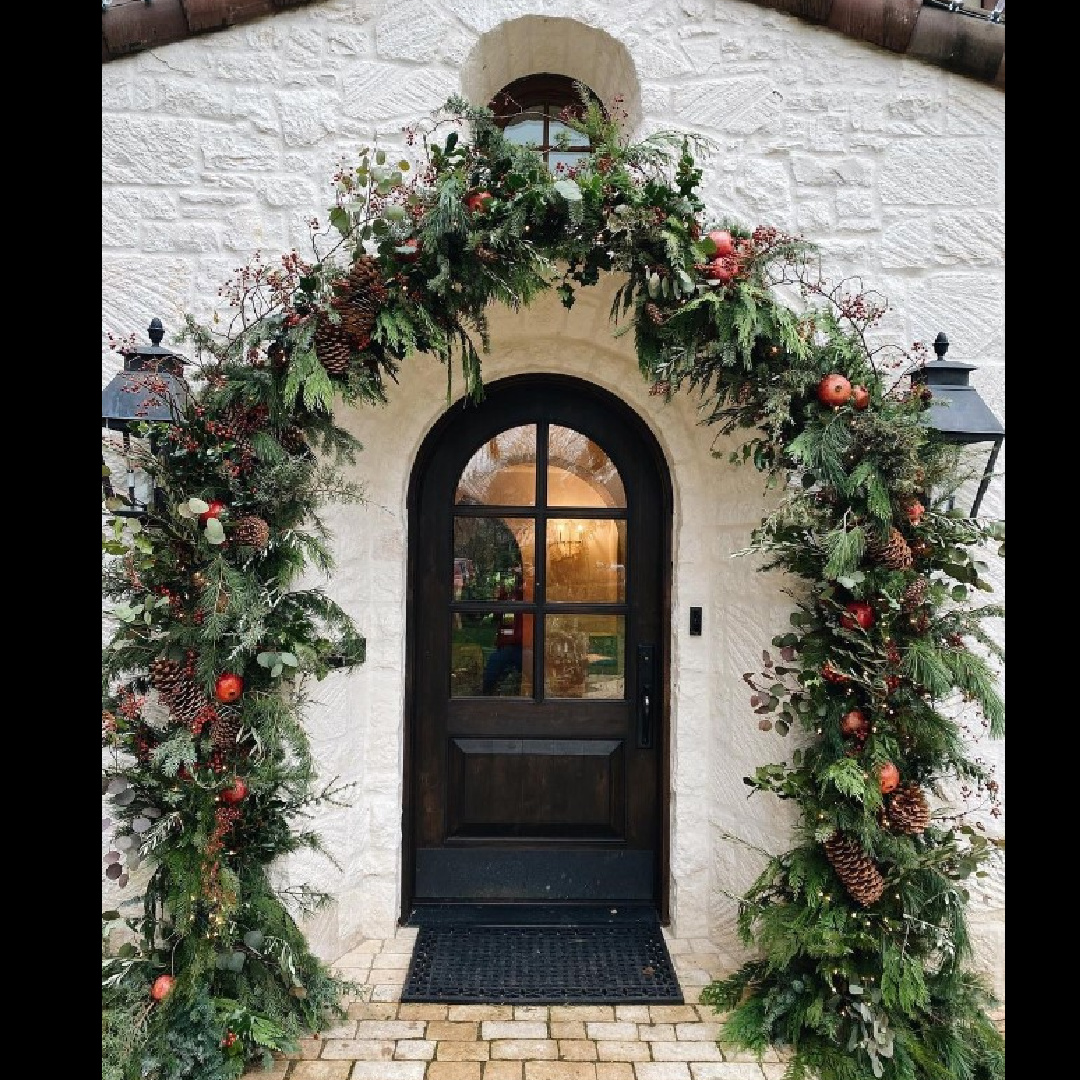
[637,644,655,748]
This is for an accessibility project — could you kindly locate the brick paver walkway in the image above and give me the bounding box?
[242,925,1004,1079]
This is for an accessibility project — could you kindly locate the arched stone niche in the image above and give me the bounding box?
[459,16,643,136]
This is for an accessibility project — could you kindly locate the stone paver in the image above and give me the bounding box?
[289,1064,352,1080]
[237,933,1003,1080]
[482,1063,524,1080]
[523,1063,597,1079]
[427,1063,484,1080]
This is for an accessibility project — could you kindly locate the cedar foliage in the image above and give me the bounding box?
[103,90,1003,1078]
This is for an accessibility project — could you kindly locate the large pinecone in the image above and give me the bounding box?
[314,317,352,375]
[233,515,270,549]
[148,657,183,696]
[824,833,885,907]
[885,783,931,835]
[149,657,211,733]
[870,527,913,570]
[210,705,243,751]
[331,255,388,350]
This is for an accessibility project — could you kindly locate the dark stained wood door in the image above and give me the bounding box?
[405,375,670,909]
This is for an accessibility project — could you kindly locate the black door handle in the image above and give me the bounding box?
[637,644,655,748]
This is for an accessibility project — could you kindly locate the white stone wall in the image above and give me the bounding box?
[102,0,1005,1000]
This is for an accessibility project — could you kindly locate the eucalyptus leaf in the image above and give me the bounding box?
[553,178,582,202]
[329,207,350,237]
[187,497,210,515]
[243,930,265,952]
[205,517,226,545]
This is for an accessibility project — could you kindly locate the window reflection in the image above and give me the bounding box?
[547,426,625,507]
[451,613,535,698]
[545,614,625,699]
[455,425,536,505]
[454,518,535,601]
[546,519,625,602]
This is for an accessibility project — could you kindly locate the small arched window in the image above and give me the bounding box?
[489,74,601,174]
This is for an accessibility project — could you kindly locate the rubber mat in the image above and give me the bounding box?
[401,907,683,1004]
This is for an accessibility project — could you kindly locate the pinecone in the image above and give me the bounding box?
[644,302,667,326]
[314,317,352,375]
[165,677,211,732]
[148,657,183,695]
[280,426,307,454]
[233,515,270,549]
[869,528,913,570]
[210,705,243,751]
[901,576,929,612]
[885,783,931,835]
[331,256,388,349]
[824,833,885,907]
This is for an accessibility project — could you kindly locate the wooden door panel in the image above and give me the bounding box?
[447,738,625,837]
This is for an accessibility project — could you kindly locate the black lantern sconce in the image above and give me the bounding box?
[101,318,191,517]
[909,331,1004,518]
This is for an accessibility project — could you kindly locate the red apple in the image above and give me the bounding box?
[841,601,875,631]
[706,229,735,258]
[199,500,226,523]
[703,258,734,284]
[465,190,493,214]
[220,777,248,804]
[214,672,244,703]
[151,974,175,1001]
[906,500,925,525]
[839,709,869,739]
[877,761,900,794]
[851,385,870,410]
[817,373,852,408]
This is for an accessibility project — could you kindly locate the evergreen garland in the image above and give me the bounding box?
[102,90,1004,1079]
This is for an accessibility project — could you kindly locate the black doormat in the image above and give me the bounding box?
[401,906,683,1004]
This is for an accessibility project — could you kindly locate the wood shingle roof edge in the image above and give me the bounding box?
[100,0,1005,90]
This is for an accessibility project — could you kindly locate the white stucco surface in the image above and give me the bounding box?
[102,0,1004,1001]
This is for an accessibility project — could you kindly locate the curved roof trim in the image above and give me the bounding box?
[101,0,1004,89]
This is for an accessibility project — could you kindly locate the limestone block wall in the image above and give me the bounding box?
[101,0,1004,1000]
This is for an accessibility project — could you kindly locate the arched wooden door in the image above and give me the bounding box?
[404,374,671,915]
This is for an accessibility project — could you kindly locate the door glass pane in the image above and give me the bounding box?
[451,613,534,698]
[545,614,625,699]
[546,519,625,602]
[455,425,536,505]
[454,518,535,601]
[547,426,625,507]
